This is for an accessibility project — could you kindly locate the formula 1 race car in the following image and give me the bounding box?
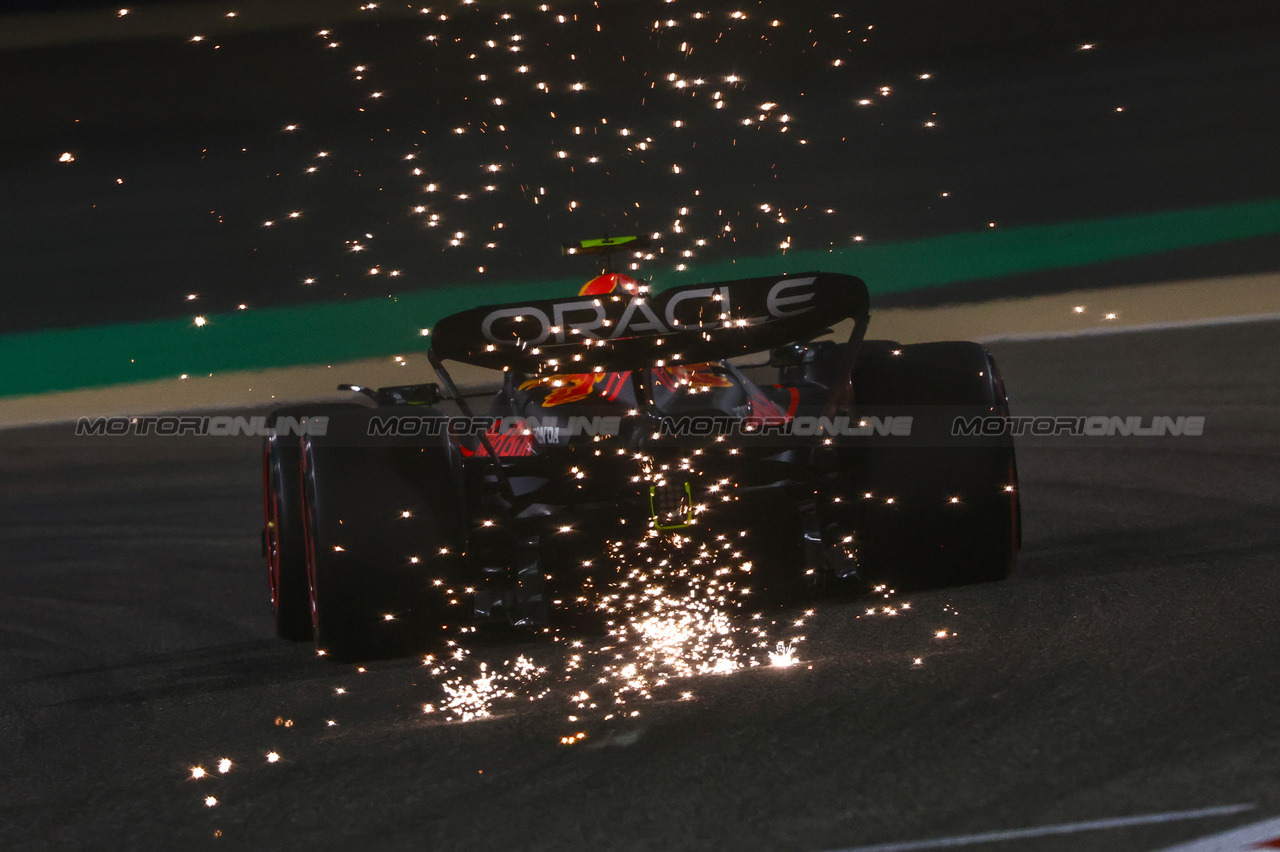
[263,266,1020,656]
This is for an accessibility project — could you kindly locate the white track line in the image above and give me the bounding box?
[975,311,1280,343]
[818,804,1255,852]
[1153,813,1280,851]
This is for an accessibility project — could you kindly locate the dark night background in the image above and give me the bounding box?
[2,0,1277,334]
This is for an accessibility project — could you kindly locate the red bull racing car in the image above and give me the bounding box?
[263,263,1020,656]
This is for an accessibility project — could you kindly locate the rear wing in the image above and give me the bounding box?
[430,272,870,374]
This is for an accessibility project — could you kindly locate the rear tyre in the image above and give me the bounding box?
[833,341,1020,588]
[263,403,361,640]
[301,409,466,659]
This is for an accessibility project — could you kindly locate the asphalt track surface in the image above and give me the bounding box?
[2,319,1278,851]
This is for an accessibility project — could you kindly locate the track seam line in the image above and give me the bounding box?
[975,312,1280,343]
[816,803,1255,852]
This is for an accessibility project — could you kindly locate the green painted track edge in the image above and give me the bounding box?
[3,197,1279,398]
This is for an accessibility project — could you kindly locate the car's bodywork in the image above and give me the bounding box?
[264,271,1019,654]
